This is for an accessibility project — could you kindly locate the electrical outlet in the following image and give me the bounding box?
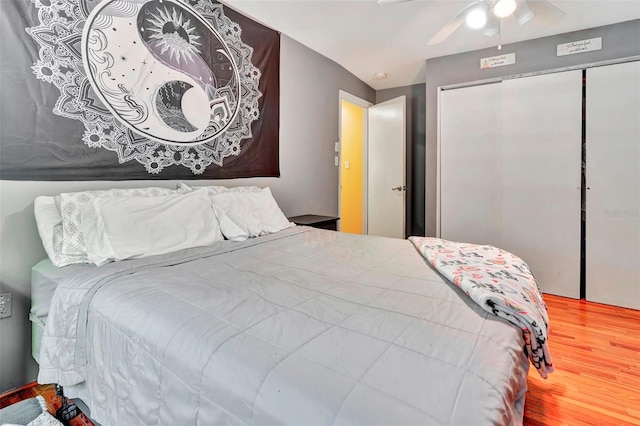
[0,292,12,319]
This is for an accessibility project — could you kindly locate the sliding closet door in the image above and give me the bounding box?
[586,61,640,310]
[439,83,502,246]
[501,71,582,298]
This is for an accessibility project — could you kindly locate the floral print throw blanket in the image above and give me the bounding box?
[409,237,554,378]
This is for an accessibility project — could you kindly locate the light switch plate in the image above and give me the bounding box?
[0,292,12,319]
[334,141,339,152]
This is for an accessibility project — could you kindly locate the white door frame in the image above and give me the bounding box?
[338,90,372,233]
[436,87,443,238]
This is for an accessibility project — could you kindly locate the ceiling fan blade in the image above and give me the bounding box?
[426,15,465,45]
[426,0,484,45]
[527,0,566,26]
[514,0,535,25]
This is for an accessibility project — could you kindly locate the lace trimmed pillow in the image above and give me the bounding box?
[58,187,176,261]
[177,182,262,195]
[33,195,88,267]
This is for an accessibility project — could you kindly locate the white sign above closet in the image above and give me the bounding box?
[557,37,602,56]
[480,53,516,69]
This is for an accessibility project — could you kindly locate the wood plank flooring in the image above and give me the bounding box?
[524,294,640,426]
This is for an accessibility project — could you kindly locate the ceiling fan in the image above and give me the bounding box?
[378,0,566,45]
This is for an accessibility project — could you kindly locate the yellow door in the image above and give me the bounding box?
[340,100,364,234]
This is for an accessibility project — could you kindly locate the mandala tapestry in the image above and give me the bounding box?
[0,0,280,180]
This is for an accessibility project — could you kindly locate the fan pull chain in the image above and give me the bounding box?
[498,19,502,50]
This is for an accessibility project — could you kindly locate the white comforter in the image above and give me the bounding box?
[38,227,529,425]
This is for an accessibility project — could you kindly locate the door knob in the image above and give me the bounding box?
[392,186,406,191]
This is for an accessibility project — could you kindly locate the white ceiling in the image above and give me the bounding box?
[223,0,640,90]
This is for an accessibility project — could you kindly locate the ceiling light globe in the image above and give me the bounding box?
[493,0,516,18]
[466,7,488,29]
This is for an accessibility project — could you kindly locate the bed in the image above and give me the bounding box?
[31,225,531,425]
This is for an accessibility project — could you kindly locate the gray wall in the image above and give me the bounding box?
[0,34,374,392]
[425,19,640,237]
[376,84,426,237]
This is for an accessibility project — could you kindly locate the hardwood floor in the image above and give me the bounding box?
[524,294,640,426]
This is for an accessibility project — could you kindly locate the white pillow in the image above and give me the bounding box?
[81,188,223,266]
[34,196,86,267]
[59,187,177,260]
[178,182,262,195]
[211,187,293,241]
[33,196,59,261]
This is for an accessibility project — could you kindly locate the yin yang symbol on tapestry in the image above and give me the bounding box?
[84,0,241,146]
[25,0,266,175]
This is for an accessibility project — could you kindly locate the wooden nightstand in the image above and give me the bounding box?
[287,214,339,231]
